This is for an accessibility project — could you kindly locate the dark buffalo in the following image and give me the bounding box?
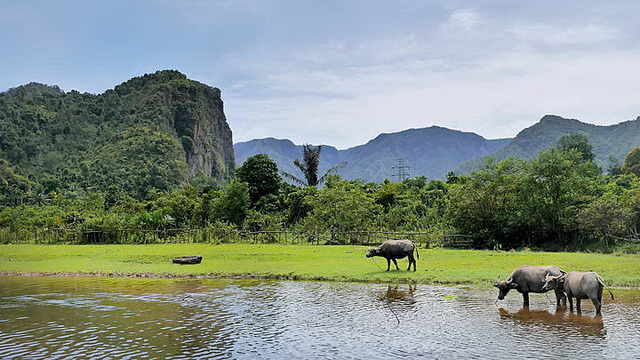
[541,271,614,315]
[366,239,419,271]
[494,265,567,307]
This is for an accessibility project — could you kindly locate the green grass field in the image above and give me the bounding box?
[1,244,639,286]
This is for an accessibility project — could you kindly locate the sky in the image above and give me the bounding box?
[2,1,640,149]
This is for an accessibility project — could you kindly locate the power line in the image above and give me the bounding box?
[392,158,410,181]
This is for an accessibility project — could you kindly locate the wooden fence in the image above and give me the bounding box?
[0,227,472,248]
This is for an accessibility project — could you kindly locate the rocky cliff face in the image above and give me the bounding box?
[115,70,235,180]
[166,79,234,179]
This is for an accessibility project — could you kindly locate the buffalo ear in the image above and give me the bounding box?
[509,282,519,289]
[493,282,499,288]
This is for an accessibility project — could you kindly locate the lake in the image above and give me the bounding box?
[1,276,639,359]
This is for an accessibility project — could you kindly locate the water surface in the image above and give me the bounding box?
[1,276,639,359]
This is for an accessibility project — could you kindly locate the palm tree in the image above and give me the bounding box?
[282,144,346,186]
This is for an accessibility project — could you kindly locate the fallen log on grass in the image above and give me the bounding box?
[172,255,202,265]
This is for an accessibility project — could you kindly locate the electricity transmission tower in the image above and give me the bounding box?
[392,158,410,182]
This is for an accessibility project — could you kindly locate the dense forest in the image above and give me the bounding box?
[2,130,640,253]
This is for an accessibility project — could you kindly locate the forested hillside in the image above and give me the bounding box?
[0,70,234,204]
[457,115,640,174]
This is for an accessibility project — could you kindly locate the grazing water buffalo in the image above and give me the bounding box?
[494,265,567,307]
[541,271,615,315]
[366,239,419,271]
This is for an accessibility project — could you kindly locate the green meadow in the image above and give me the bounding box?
[1,244,638,286]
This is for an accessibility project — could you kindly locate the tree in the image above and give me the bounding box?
[282,144,346,187]
[557,134,595,162]
[150,186,200,228]
[606,156,622,176]
[235,154,281,206]
[303,176,382,243]
[447,157,527,249]
[284,186,316,225]
[522,147,598,247]
[446,171,460,184]
[0,159,34,206]
[621,147,640,177]
[578,193,632,248]
[210,180,250,226]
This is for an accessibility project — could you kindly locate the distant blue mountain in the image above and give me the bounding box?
[234,126,511,182]
[457,115,640,174]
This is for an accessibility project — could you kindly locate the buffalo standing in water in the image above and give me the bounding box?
[366,239,418,271]
[494,265,567,307]
[541,271,615,315]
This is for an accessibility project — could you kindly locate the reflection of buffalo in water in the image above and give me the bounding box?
[498,308,605,337]
[377,285,418,325]
[378,285,417,304]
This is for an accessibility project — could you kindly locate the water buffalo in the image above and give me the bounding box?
[494,265,567,307]
[366,239,419,271]
[541,271,615,315]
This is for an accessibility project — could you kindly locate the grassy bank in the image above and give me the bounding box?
[1,244,639,286]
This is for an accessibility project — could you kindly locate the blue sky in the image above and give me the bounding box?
[2,1,640,148]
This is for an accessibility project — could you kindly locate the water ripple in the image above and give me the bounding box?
[1,277,639,359]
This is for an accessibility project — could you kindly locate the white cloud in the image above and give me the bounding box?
[226,5,640,148]
[447,9,485,31]
[510,23,621,46]
[228,46,640,148]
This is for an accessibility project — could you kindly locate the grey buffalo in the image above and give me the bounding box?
[541,271,615,315]
[366,239,419,271]
[494,265,567,307]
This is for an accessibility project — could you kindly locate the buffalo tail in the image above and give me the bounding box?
[596,274,615,300]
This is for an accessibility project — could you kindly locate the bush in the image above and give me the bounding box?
[202,221,240,244]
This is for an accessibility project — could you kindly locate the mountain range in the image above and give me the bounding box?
[458,114,640,173]
[236,115,640,181]
[235,127,510,182]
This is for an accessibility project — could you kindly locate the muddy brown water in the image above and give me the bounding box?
[1,276,639,359]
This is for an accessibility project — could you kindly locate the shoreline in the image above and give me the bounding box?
[0,270,454,285]
[2,271,639,290]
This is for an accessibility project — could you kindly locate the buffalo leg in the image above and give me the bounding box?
[407,254,416,271]
[391,258,399,270]
[576,299,582,313]
[386,258,391,271]
[522,292,530,307]
[592,298,602,315]
[568,297,574,312]
[555,289,567,307]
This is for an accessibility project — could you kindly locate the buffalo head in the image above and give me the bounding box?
[365,247,379,258]
[494,277,518,300]
[541,273,565,292]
